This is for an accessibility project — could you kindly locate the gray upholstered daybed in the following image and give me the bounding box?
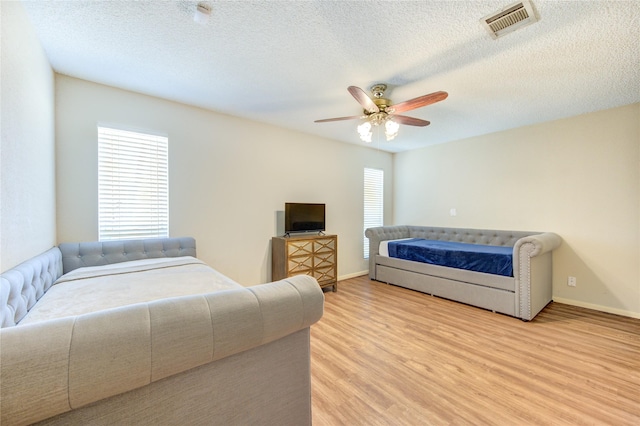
[365,226,561,321]
[0,237,324,425]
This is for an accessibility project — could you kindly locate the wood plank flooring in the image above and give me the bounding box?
[310,276,640,425]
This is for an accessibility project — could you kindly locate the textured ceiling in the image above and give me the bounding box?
[21,0,640,153]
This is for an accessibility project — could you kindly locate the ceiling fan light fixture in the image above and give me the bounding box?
[317,84,447,144]
[357,121,373,143]
[357,117,398,142]
[385,119,399,141]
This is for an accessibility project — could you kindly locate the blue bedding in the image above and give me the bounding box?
[387,238,514,277]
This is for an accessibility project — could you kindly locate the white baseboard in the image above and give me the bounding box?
[552,297,640,319]
[338,270,368,281]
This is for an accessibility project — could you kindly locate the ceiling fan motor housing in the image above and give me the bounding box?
[366,98,392,125]
[371,84,387,98]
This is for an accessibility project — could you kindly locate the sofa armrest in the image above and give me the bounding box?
[0,247,63,328]
[364,225,411,242]
[365,226,410,279]
[513,232,562,258]
[513,232,562,320]
[0,275,324,426]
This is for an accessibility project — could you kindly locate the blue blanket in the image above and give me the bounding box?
[387,238,514,277]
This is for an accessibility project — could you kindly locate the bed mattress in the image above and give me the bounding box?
[385,238,514,277]
[18,256,241,325]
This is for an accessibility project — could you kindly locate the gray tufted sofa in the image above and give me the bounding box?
[0,237,324,425]
[365,226,561,321]
[1,238,198,328]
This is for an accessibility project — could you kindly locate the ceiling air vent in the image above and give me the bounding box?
[481,0,538,39]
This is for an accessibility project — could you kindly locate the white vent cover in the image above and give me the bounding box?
[481,0,538,39]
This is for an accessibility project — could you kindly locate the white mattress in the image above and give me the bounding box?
[379,238,413,257]
[19,256,241,325]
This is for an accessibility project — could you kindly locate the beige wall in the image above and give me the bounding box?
[0,1,56,272]
[6,0,637,317]
[55,75,393,284]
[395,103,640,318]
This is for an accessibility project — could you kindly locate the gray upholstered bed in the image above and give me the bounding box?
[1,237,324,425]
[365,226,561,321]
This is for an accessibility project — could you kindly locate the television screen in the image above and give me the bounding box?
[285,203,325,234]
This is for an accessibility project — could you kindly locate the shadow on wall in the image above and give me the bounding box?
[260,210,285,283]
[262,240,272,285]
[275,210,285,237]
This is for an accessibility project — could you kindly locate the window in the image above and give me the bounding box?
[98,126,168,241]
[364,168,384,258]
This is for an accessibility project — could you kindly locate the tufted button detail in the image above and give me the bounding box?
[101,254,105,257]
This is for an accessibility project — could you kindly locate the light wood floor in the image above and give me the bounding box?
[310,275,640,425]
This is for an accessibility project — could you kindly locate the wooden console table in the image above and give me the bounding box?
[271,234,338,291]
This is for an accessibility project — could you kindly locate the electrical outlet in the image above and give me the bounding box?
[568,276,577,287]
[450,208,457,216]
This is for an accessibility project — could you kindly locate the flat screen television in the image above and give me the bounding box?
[285,203,325,234]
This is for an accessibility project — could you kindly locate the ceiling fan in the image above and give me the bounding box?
[315,84,448,143]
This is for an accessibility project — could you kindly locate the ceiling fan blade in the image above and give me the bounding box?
[314,115,363,123]
[393,115,431,127]
[347,86,379,113]
[388,91,448,114]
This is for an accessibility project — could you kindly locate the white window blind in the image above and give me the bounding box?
[364,168,384,258]
[98,126,169,241]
